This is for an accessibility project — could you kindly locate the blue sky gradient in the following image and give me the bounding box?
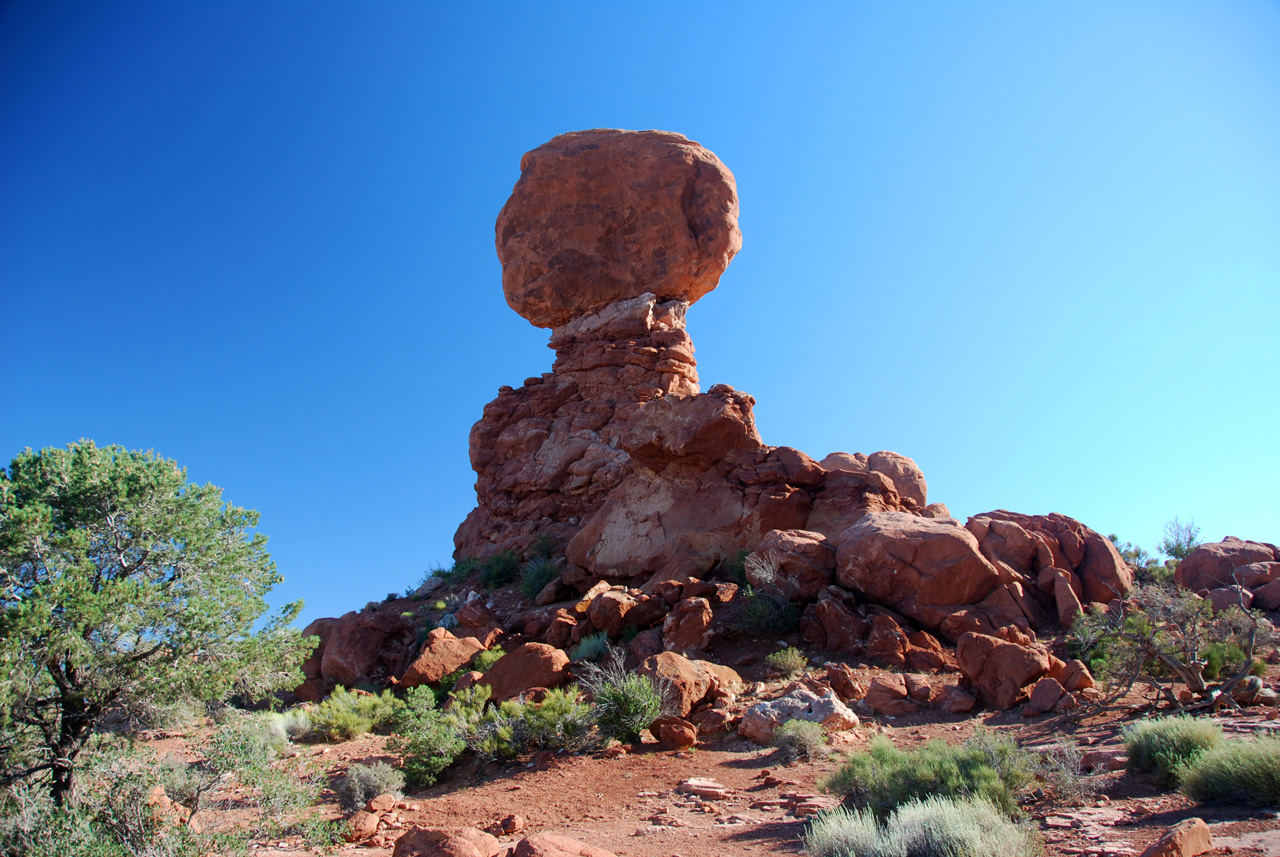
[3,2,1277,626]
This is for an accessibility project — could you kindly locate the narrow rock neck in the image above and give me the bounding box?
[547,293,699,398]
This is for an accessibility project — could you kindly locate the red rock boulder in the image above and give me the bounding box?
[320,609,417,689]
[747,529,835,603]
[497,129,740,330]
[836,512,1001,631]
[478,643,570,702]
[955,631,1051,710]
[401,628,486,689]
[1177,537,1280,593]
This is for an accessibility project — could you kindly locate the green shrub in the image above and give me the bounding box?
[822,734,1035,819]
[723,549,752,587]
[773,720,827,762]
[804,796,1041,857]
[387,685,481,789]
[479,550,521,588]
[205,715,286,774]
[1180,737,1280,806]
[470,686,596,760]
[336,762,405,811]
[733,586,800,634]
[473,646,506,673]
[1122,716,1224,787]
[570,631,610,663]
[521,555,560,600]
[270,706,315,742]
[579,659,668,743]
[765,646,808,677]
[530,534,558,559]
[309,686,405,742]
[1203,642,1246,680]
[153,753,209,807]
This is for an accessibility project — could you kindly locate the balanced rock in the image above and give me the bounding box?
[497,130,740,329]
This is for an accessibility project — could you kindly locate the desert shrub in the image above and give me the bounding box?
[271,706,315,742]
[387,685,483,789]
[773,720,827,762]
[152,753,209,807]
[765,646,808,677]
[723,549,752,586]
[1122,716,1223,787]
[470,687,596,760]
[733,586,799,634]
[308,686,405,742]
[530,534,558,559]
[579,656,668,743]
[570,631,610,663]
[521,555,560,600]
[803,804,879,857]
[822,733,1035,819]
[804,796,1039,857]
[336,762,404,812]
[1180,737,1280,806]
[1032,743,1099,806]
[479,550,521,589]
[1071,583,1272,705]
[473,646,506,673]
[205,715,288,773]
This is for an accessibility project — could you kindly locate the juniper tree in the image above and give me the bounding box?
[0,441,310,804]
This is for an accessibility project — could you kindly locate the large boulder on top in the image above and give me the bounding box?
[1177,537,1280,593]
[496,129,741,329]
[836,512,1001,631]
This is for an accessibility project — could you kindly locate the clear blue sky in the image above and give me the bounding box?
[3,3,1277,627]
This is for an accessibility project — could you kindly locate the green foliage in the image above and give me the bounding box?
[1122,716,1224,788]
[479,550,521,589]
[336,762,404,812]
[521,555,560,601]
[470,687,595,760]
[472,646,505,674]
[387,685,480,789]
[1071,583,1272,703]
[1160,517,1202,562]
[0,441,309,803]
[308,687,405,743]
[773,720,826,762]
[822,733,1036,819]
[1202,642,1246,680]
[569,631,610,663]
[765,646,808,677]
[804,796,1041,857]
[578,657,668,743]
[529,534,557,559]
[1180,737,1280,806]
[733,585,800,634]
[723,549,751,587]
